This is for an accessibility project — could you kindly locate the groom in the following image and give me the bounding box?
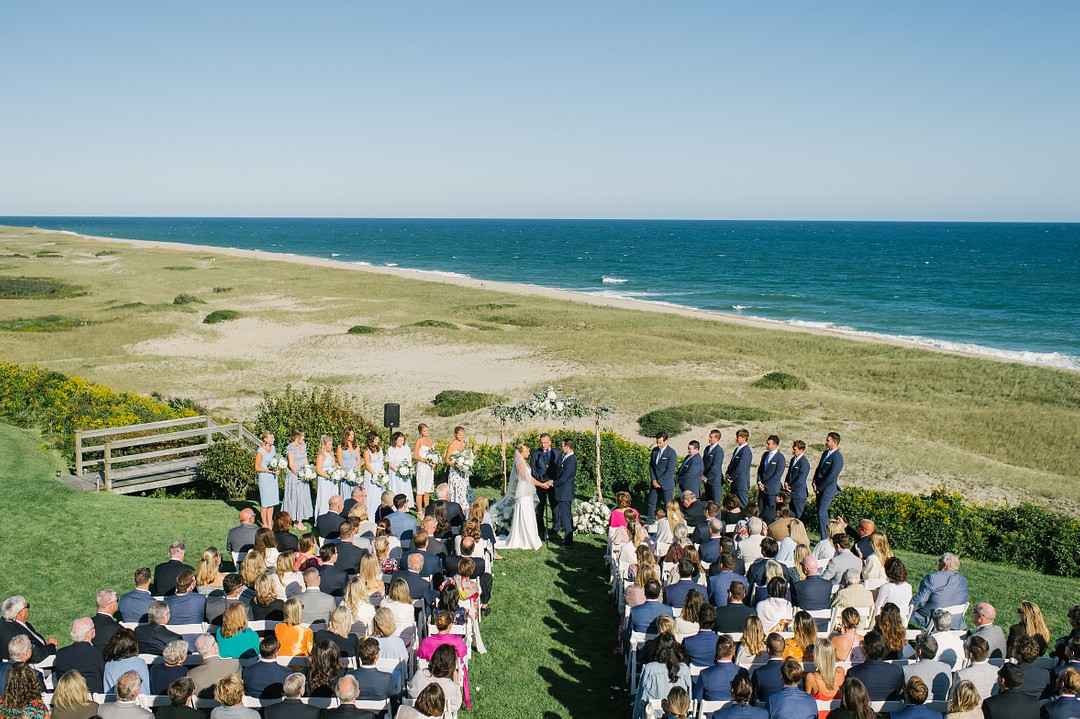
[530,433,560,539]
[550,438,577,548]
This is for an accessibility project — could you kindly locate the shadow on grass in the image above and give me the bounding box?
[537,541,627,718]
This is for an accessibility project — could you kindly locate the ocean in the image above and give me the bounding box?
[4,217,1078,370]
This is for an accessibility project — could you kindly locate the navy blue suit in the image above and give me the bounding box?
[813,448,844,540]
[846,659,904,701]
[165,592,206,625]
[751,658,785,705]
[1041,695,1080,719]
[708,571,748,608]
[552,451,577,545]
[390,569,437,610]
[243,659,293,698]
[530,447,561,536]
[784,454,810,521]
[695,661,749,702]
[699,537,723,566]
[677,452,705,497]
[889,706,944,719]
[683,630,719,667]
[712,705,767,719]
[647,444,678,519]
[756,449,785,514]
[702,442,726,504]
[725,444,753,509]
[665,579,705,609]
[118,588,154,623]
[791,575,833,611]
[765,686,817,719]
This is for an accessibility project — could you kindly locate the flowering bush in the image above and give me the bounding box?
[572,496,612,535]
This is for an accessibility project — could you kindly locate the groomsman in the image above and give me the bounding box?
[530,433,560,539]
[702,430,725,504]
[646,432,678,519]
[756,435,785,518]
[724,429,752,509]
[676,441,704,497]
[813,432,845,540]
[785,440,811,521]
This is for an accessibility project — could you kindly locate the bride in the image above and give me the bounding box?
[495,443,549,550]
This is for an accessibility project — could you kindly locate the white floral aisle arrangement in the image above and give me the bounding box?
[299,465,317,484]
[491,498,516,535]
[450,448,477,477]
[572,496,612,535]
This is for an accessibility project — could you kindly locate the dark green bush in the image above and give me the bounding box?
[94,249,120,257]
[33,251,63,258]
[0,276,86,299]
[163,265,196,271]
[172,293,204,305]
[431,390,506,417]
[212,287,233,293]
[638,402,777,436]
[203,310,241,324]
[199,439,256,501]
[412,319,457,329]
[254,386,378,466]
[347,325,380,335]
[752,371,808,390]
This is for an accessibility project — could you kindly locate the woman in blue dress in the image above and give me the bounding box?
[283,428,313,530]
[255,431,280,528]
[363,432,386,520]
[336,426,361,499]
[313,435,338,520]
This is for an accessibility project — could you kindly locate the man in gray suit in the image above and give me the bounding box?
[97,670,151,718]
[226,508,258,555]
[188,634,241,699]
[902,634,953,701]
[298,568,336,626]
[911,552,969,630]
[966,601,1007,659]
[821,534,862,585]
[952,636,998,703]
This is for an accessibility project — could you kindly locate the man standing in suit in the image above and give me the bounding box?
[530,433,560,539]
[910,552,968,630]
[981,664,1040,718]
[784,440,810,521]
[725,429,752,510]
[812,432,844,540]
[0,595,57,662]
[677,441,705,498]
[756,435,784,518]
[551,439,577,547]
[702,429,726,505]
[118,568,154,623]
[647,433,677,519]
[153,542,194,596]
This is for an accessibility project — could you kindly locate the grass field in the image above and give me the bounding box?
[0,226,1077,514]
[1,420,1078,718]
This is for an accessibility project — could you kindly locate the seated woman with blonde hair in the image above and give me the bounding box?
[51,670,99,719]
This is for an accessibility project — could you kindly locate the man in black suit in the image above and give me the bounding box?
[784,440,811,521]
[550,439,578,547]
[425,486,465,528]
[91,589,121,650]
[418,517,449,558]
[530,432,560,539]
[0,636,46,694]
[333,521,369,574]
[982,663,1040,718]
[134,601,183,655]
[791,556,832,611]
[264,673,321,719]
[243,636,292,699]
[205,574,254,625]
[52,617,105,694]
[715,583,755,633]
[390,554,437,610]
[681,490,707,528]
[446,537,492,605]
[318,545,349,597]
[349,638,398,704]
[153,542,194,596]
[322,675,381,719]
[341,486,367,520]
[317,496,345,540]
[750,633,787,706]
[702,429,726,504]
[0,595,57,662]
[846,630,905,701]
[403,530,443,584]
[647,433,678,520]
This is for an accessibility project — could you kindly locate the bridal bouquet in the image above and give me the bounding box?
[419,445,442,469]
[267,456,289,473]
[299,465,317,484]
[572,496,612,535]
[396,458,414,478]
[491,497,516,536]
[371,470,389,490]
[330,466,346,483]
[450,449,477,477]
[344,468,361,486]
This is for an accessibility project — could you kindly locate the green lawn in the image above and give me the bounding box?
[1,419,1076,719]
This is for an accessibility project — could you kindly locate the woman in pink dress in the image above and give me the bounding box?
[417,610,471,707]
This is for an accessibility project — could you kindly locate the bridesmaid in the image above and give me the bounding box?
[386,431,412,508]
[255,431,280,528]
[313,435,337,520]
[337,427,361,498]
[362,433,385,520]
[413,423,436,515]
[445,425,471,507]
[283,429,313,531]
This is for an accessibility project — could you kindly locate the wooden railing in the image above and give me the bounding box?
[75,416,260,492]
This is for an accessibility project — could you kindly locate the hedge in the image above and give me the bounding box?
[253,386,379,468]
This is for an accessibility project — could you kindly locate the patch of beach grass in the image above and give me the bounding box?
[94,249,121,257]
[432,390,507,416]
[203,309,241,324]
[0,276,87,299]
[753,371,809,390]
[213,286,233,293]
[172,293,205,305]
[411,319,458,329]
[346,324,380,335]
[163,265,196,271]
[0,315,91,332]
[33,250,63,258]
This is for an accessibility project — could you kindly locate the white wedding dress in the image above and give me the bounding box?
[495,454,543,550]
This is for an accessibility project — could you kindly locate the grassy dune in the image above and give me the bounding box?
[0,225,1078,513]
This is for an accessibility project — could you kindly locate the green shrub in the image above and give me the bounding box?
[752,371,808,390]
[0,315,91,332]
[0,276,86,299]
[347,325,380,335]
[163,265,196,271]
[212,287,233,293]
[33,250,63,258]
[94,249,120,257]
[203,310,241,324]
[412,319,457,329]
[431,390,506,417]
[199,439,256,501]
[638,402,778,436]
[254,386,378,466]
[172,293,204,305]
[149,392,209,416]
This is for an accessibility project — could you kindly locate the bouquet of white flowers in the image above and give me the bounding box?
[371,470,389,490]
[490,497,516,536]
[572,496,612,535]
[419,445,441,469]
[396,458,414,478]
[330,466,345,483]
[344,468,361,486]
[450,448,477,477]
[268,456,289,473]
[299,465,317,484]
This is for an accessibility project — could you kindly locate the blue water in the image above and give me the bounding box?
[4,217,1079,370]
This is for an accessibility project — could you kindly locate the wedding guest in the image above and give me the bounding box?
[216,603,260,661]
[830,607,864,663]
[150,641,189,694]
[274,598,313,657]
[874,557,913,625]
[336,427,361,498]
[273,512,298,553]
[340,576,377,635]
[734,616,766,670]
[283,429,313,531]
[315,435,339,522]
[413,424,437,515]
[211,674,259,719]
[195,548,226,594]
[52,669,100,719]
[255,431,280,529]
[1007,601,1051,657]
[313,606,359,659]
[806,638,846,707]
[826,677,887,719]
[610,493,632,530]
[251,574,285,621]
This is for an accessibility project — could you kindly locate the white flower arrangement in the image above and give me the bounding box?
[344,468,361,485]
[450,448,477,477]
[371,470,389,490]
[396,458,414,478]
[330,466,345,482]
[298,465,317,484]
[490,498,516,536]
[572,496,612,535]
[267,456,289,473]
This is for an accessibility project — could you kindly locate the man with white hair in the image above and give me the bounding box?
[187,633,241,699]
[152,541,193,596]
[736,517,766,563]
[321,674,380,719]
[92,588,122,649]
[265,673,320,719]
[342,485,368,518]
[830,568,874,612]
[53,617,105,693]
[134,600,182,655]
[929,608,966,669]
[911,552,969,630]
[0,595,56,662]
[425,484,464,528]
[0,635,45,694]
[98,669,152,718]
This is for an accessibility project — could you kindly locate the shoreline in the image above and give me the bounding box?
[31,226,1078,373]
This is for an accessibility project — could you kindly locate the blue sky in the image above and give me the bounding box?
[1,2,1077,220]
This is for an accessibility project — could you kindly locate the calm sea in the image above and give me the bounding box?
[4,217,1078,370]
